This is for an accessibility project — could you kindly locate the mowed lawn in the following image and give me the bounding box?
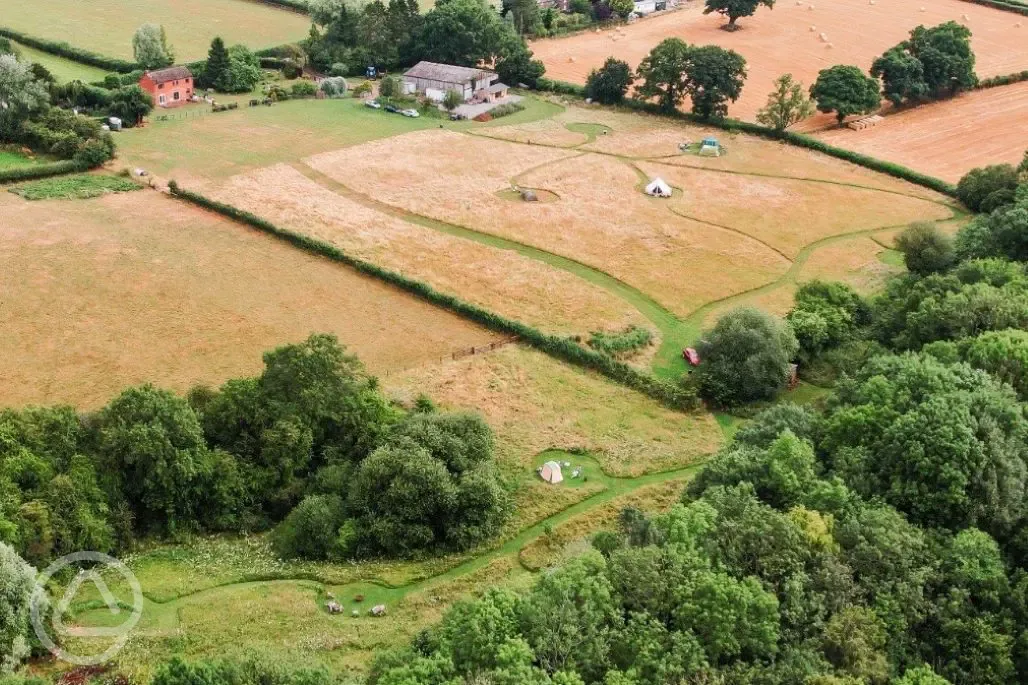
[0,190,498,409]
[1,0,310,62]
[8,41,110,83]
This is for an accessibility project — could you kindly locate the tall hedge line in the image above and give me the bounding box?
[978,70,1028,89]
[535,79,957,197]
[0,27,137,73]
[965,0,1028,15]
[0,160,85,184]
[245,0,310,13]
[167,182,700,411]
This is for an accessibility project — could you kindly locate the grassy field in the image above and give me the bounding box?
[0,150,38,169]
[9,173,141,200]
[0,190,498,409]
[1,0,311,62]
[8,41,109,83]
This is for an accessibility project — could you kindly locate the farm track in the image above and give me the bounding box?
[76,454,702,629]
[297,128,961,379]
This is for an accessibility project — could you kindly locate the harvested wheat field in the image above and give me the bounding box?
[798,235,902,292]
[208,164,648,338]
[0,191,498,409]
[1,0,310,62]
[385,344,723,478]
[637,160,953,257]
[309,130,790,317]
[814,83,1028,183]
[532,0,1028,120]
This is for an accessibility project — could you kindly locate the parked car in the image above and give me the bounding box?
[449,113,466,121]
[364,100,381,109]
[400,109,419,118]
[384,104,400,113]
[683,347,700,366]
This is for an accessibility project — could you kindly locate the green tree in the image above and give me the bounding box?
[956,204,1028,261]
[413,0,521,67]
[271,494,346,560]
[683,44,747,119]
[895,221,955,275]
[585,57,634,105]
[132,24,175,70]
[0,543,40,673]
[957,329,1028,399]
[955,164,1019,213]
[205,37,232,92]
[634,38,692,111]
[610,0,635,19]
[756,73,814,131]
[695,307,799,407]
[0,55,49,140]
[821,606,889,682]
[894,665,953,685]
[871,47,928,106]
[378,74,401,98]
[504,0,541,34]
[703,0,776,29]
[436,588,521,674]
[810,65,880,124]
[495,44,545,89]
[224,45,262,93]
[107,85,153,125]
[908,21,977,97]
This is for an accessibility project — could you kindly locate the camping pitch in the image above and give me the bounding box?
[539,461,564,484]
[645,178,672,198]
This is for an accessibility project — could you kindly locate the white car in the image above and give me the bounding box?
[400,109,420,118]
[364,100,382,109]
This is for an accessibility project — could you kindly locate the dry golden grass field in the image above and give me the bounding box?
[812,82,1028,183]
[0,190,498,409]
[531,0,1028,121]
[385,344,723,478]
[1,0,310,62]
[207,164,649,337]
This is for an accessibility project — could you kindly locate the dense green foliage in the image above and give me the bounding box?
[0,335,510,568]
[132,24,175,70]
[0,543,40,672]
[587,326,654,359]
[695,307,798,407]
[895,221,956,275]
[956,163,1020,213]
[0,27,136,73]
[755,73,814,131]
[584,58,634,105]
[872,22,978,106]
[810,64,881,124]
[635,39,747,118]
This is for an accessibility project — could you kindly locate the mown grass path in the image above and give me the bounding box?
[296,125,961,379]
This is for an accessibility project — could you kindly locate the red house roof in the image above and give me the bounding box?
[144,66,193,85]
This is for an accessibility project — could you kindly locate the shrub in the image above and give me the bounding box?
[956,164,1019,212]
[290,80,318,98]
[10,174,139,201]
[588,326,654,358]
[0,543,42,672]
[281,60,303,79]
[895,221,955,275]
[695,307,799,407]
[378,75,402,98]
[329,63,348,77]
[319,76,347,97]
[585,57,634,105]
[272,494,346,560]
[487,102,525,119]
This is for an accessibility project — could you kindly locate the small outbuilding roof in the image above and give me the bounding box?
[144,66,193,84]
[487,82,509,93]
[404,61,494,85]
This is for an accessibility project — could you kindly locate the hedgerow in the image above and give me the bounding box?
[0,26,136,72]
[0,160,85,184]
[247,0,310,13]
[965,0,1028,15]
[978,70,1028,89]
[167,182,700,412]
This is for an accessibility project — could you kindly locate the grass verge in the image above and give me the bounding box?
[10,174,140,200]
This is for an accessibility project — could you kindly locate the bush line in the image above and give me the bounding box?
[965,0,1028,15]
[978,70,1028,89]
[535,79,956,197]
[167,181,700,412]
[0,160,86,184]
[0,26,137,73]
[244,0,311,13]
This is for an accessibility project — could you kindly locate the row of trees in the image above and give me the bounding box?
[303,0,544,88]
[0,335,511,576]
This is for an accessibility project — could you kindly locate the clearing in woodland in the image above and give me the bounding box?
[531,0,1028,121]
[0,190,498,409]
[0,0,310,62]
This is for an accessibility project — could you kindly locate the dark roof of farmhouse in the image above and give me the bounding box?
[403,61,494,84]
[145,66,193,84]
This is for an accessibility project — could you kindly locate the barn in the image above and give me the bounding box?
[403,62,509,103]
[139,66,194,108]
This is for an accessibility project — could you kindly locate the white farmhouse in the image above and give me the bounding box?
[403,61,510,103]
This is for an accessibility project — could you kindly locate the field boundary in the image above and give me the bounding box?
[166,182,700,411]
[0,26,137,73]
[535,79,958,197]
[245,0,310,14]
[966,0,1028,16]
[0,159,87,184]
